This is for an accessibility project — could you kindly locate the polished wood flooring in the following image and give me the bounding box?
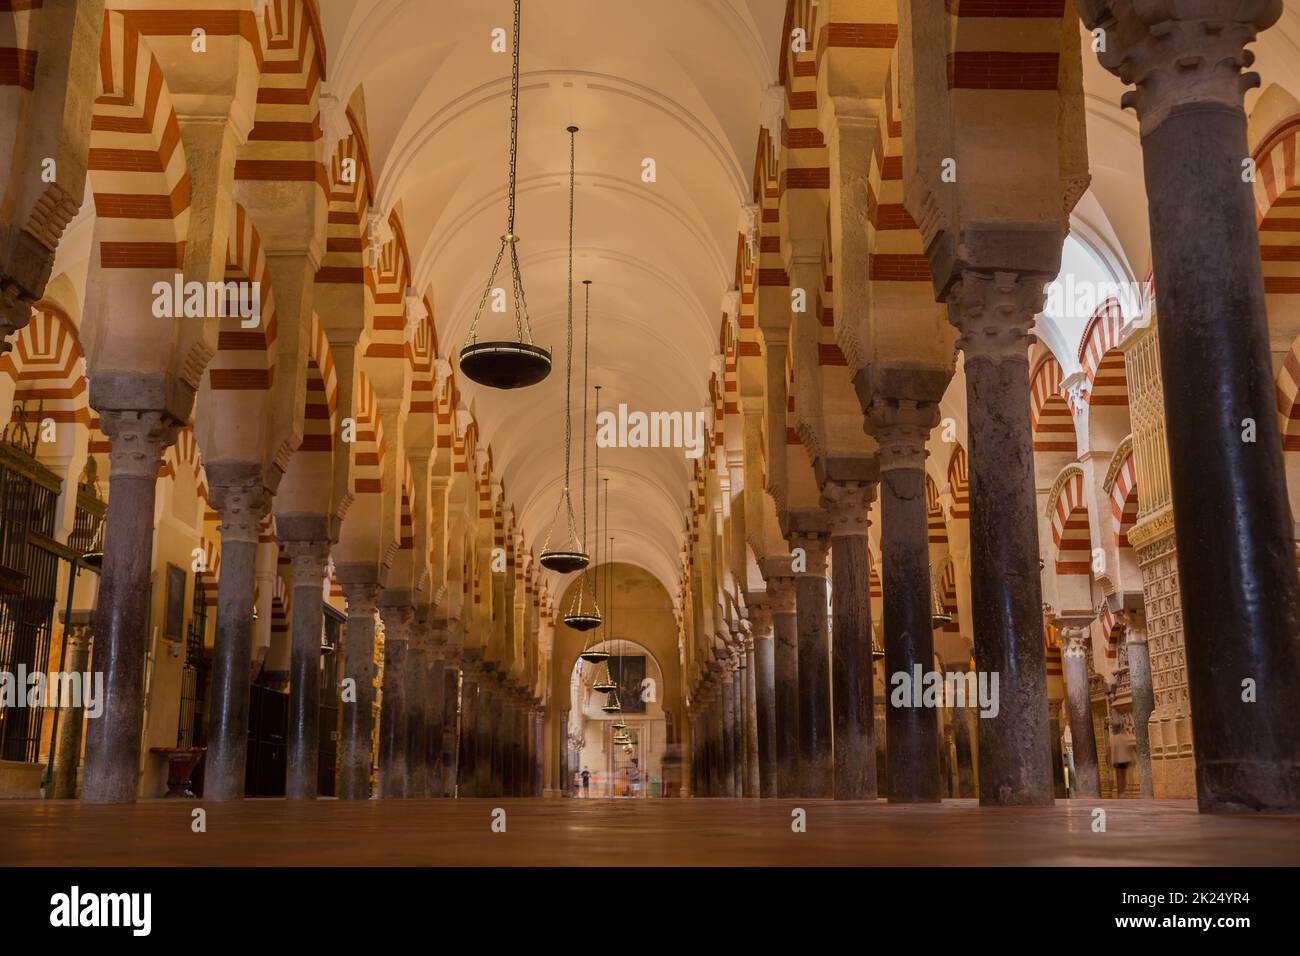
[2,797,1297,866]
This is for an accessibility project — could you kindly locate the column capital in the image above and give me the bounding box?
[99,409,181,480]
[1080,0,1280,137]
[744,600,773,637]
[282,537,330,589]
[206,462,272,545]
[864,399,937,472]
[762,573,797,613]
[340,581,381,618]
[821,479,876,537]
[788,531,829,576]
[947,270,1047,362]
[1058,623,1092,659]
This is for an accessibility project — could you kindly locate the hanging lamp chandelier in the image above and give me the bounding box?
[458,0,550,389]
[539,127,589,573]
[592,659,617,694]
[611,718,627,731]
[601,687,622,714]
[569,380,604,638]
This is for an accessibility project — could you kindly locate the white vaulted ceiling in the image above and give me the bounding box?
[319,0,786,593]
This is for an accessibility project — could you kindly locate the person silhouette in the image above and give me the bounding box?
[580,766,591,798]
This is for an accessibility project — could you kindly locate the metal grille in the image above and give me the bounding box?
[0,441,62,763]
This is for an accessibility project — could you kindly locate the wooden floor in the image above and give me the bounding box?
[3,797,1298,866]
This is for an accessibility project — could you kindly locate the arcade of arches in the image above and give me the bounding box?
[2,0,1300,864]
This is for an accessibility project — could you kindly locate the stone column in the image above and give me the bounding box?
[51,615,93,799]
[534,707,545,796]
[720,663,736,797]
[790,530,832,799]
[1061,624,1100,798]
[730,650,744,796]
[823,478,879,800]
[82,410,179,804]
[1123,616,1156,798]
[377,602,412,798]
[280,533,330,800]
[425,646,447,797]
[459,663,479,797]
[768,573,799,796]
[948,271,1054,806]
[1082,1,1300,811]
[204,464,272,802]
[405,628,430,798]
[866,402,941,803]
[337,578,380,800]
[750,604,777,797]
[442,664,460,795]
[743,631,760,797]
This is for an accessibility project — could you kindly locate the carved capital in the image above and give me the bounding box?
[763,574,797,613]
[789,531,829,576]
[208,470,272,545]
[282,538,331,590]
[1080,0,1282,137]
[948,269,1046,362]
[821,479,876,537]
[864,399,936,473]
[1060,625,1092,659]
[100,409,181,480]
[341,582,381,619]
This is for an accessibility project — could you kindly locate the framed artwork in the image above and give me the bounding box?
[163,563,186,642]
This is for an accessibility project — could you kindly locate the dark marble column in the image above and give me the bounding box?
[280,533,329,800]
[337,577,381,800]
[1082,0,1300,816]
[749,604,777,797]
[948,272,1054,806]
[1123,617,1155,798]
[404,629,430,798]
[82,410,179,804]
[425,648,447,797]
[475,677,495,797]
[52,615,93,799]
[442,664,460,796]
[459,665,478,797]
[742,632,760,797]
[866,402,941,803]
[791,532,832,798]
[732,652,745,796]
[534,707,545,796]
[767,574,799,797]
[1061,624,1100,798]
[204,464,272,802]
[377,602,412,798]
[823,478,879,800]
[720,659,736,797]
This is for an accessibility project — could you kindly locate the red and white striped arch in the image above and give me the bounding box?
[349,368,384,495]
[0,304,88,426]
[926,473,947,545]
[1259,119,1300,443]
[1030,353,1076,452]
[1254,116,1299,296]
[1078,297,1128,409]
[89,11,189,273]
[1049,469,1090,577]
[298,311,338,454]
[207,200,278,394]
[236,0,327,196]
[938,560,960,634]
[1109,449,1139,553]
[947,445,969,520]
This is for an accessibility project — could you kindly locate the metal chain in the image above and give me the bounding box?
[464,0,528,348]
